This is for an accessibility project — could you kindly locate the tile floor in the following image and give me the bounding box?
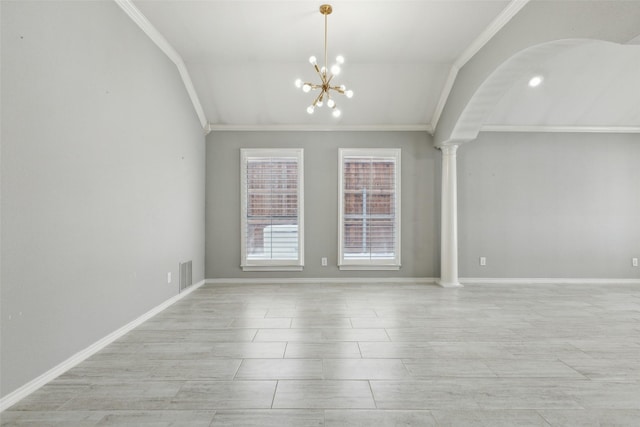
[2,282,640,426]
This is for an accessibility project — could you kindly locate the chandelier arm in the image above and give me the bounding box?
[311,90,325,107]
[325,92,335,107]
[313,65,326,83]
[330,85,345,94]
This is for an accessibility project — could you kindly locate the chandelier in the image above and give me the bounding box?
[295,4,353,117]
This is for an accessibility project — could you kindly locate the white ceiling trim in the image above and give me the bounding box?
[430,65,460,134]
[207,124,433,133]
[114,0,209,133]
[481,125,640,134]
[455,0,530,68]
[429,0,530,131]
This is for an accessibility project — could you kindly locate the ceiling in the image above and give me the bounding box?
[132,0,511,129]
[129,0,640,132]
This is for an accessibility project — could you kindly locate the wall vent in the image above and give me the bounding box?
[179,261,192,292]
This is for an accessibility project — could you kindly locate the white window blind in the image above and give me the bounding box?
[240,149,304,271]
[339,149,400,270]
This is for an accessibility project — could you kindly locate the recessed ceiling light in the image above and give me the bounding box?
[528,75,543,87]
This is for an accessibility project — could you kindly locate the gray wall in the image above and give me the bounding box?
[206,131,440,279]
[458,132,640,279]
[1,1,205,397]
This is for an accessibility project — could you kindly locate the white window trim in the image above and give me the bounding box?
[240,148,304,272]
[338,148,401,271]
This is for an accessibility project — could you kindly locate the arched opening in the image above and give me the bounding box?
[438,39,640,286]
[452,39,640,141]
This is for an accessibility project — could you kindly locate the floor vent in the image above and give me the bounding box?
[179,261,192,292]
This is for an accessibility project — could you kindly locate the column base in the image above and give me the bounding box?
[436,280,464,288]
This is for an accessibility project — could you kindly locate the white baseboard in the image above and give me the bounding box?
[206,277,640,286]
[0,280,206,413]
[206,277,438,285]
[461,277,640,285]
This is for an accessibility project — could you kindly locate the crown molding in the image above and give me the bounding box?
[430,0,530,132]
[429,65,460,132]
[481,125,640,134]
[114,0,209,133]
[206,124,433,133]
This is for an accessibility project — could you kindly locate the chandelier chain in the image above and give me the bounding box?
[324,12,328,77]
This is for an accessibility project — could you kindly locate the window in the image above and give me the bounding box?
[241,149,304,271]
[339,148,401,270]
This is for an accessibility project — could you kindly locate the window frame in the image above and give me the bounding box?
[338,148,401,271]
[240,148,304,272]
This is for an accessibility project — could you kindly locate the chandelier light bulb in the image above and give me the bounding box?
[345,90,354,98]
[307,105,315,114]
[327,99,336,108]
[295,79,302,88]
[339,85,346,91]
[336,55,344,64]
[302,84,311,93]
[332,109,341,118]
[309,56,317,65]
[317,101,324,107]
[331,65,341,75]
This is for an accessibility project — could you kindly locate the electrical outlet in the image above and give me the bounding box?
[321,257,328,267]
[479,257,487,266]
[167,272,172,283]
[633,258,639,267]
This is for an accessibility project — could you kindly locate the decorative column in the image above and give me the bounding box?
[438,143,463,288]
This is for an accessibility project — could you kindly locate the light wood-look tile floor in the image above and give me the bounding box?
[3,282,640,426]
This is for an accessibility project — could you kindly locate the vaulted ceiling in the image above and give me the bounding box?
[125,0,640,133]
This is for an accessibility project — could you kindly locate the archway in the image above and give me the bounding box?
[437,39,640,287]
